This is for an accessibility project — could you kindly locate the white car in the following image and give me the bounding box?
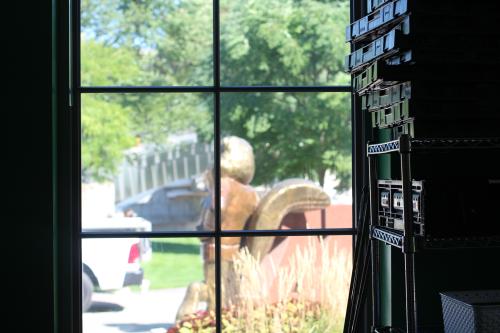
[81,216,152,312]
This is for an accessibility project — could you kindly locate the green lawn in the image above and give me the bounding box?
[141,238,204,290]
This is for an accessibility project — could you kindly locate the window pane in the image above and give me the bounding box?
[220,235,352,332]
[218,92,351,231]
[81,93,213,232]
[82,237,214,333]
[81,0,213,86]
[220,0,350,86]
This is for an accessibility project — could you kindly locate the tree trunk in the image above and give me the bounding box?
[318,167,327,187]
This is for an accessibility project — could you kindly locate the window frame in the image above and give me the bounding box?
[55,0,361,332]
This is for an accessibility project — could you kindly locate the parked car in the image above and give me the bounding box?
[115,178,208,231]
[81,216,152,312]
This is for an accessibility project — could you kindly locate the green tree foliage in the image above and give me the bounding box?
[81,0,351,190]
[81,94,135,182]
[81,0,213,181]
[220,0,351,188]
[220,0,349,86]
[81,0,212,86]
[81,39,139,181]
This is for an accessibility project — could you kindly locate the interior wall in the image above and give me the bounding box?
[6,2,54,332]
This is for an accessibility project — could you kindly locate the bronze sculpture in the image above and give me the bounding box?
[175,136,330,320]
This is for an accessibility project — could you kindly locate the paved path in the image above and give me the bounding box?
[83,287,187,333]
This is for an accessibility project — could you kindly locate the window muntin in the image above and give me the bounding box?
[76,0,355,332]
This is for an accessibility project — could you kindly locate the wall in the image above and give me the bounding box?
[6,1,54,331]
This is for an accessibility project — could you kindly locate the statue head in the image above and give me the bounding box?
[221,136,255,185]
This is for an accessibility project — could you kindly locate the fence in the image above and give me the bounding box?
[114,142,214,202]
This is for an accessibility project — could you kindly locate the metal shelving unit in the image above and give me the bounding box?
[368,134,417,333]
[367,134,500,332]
[345,0,500,331]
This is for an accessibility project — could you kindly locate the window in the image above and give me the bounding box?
[65,0,356,332]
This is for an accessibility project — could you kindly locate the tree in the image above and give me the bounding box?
[220,0,351,189]
[80,0,351,190]
[80,0,213,181]
[81,0,212,86]
[81,94,135,182]
[80,39,139,181]
[80,39,213,181]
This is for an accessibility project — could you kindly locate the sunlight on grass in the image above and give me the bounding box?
[142,238,203,290]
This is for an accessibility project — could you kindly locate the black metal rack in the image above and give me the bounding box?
[345,0,500,331]
[368,134,417,333]
[367,135,500,333]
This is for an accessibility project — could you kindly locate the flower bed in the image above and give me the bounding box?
[168,237,351,333]
[168,300,339,333]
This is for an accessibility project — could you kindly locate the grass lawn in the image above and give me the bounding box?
[141,237,204,290]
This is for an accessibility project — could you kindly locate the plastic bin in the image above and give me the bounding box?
[440,290,500,333]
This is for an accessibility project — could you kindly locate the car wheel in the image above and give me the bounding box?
[82,272,93,312]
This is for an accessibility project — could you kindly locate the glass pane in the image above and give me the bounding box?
[81,93,214,232]
[81,0,213,86]
[220,0,350,86]
[220,235,352,332]
[217,92,351,231]
[82,237,214,333]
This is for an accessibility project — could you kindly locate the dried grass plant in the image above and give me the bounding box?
[224,236,352,333]
[170,237,352,333]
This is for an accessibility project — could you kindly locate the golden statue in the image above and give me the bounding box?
[175,136,330,319]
